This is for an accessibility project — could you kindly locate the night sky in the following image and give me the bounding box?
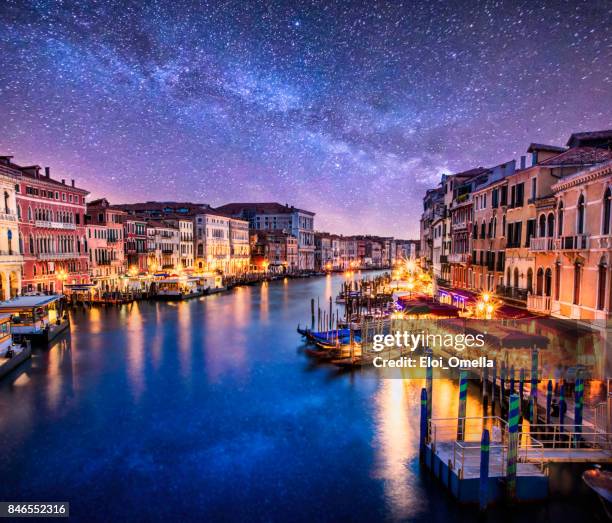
[0,1,610,237]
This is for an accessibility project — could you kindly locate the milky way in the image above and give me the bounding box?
[0,0,610,237]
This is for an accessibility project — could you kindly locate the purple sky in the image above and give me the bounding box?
[0,0,610,237]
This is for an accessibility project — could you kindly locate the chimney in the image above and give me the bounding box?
[71,179,75,187]
[61,179,65,185]
[520,156,526,169]
[45,166,50,177]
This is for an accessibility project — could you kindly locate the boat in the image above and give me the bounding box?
[0,294,69,346]
[155,277,202,300]
[583,468,612,519]
[0,314,31,378]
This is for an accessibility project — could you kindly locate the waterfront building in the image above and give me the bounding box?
[0,157,24,298]
[504,143,612,307]
[536,159,612,319]
[162,216,194,271]
[228,218,250,275]
[86,199,126,292]
[470,161,515,293]
[123,216,149,274]
[147,220,180,273]
[447,169,489,288]
[7,160,89,294]
[250,231,298,273]
[216,202,315,271]
[314,232,333,271]
[420,186,445,272]
[394,239,420,263]
[114,202,249,276]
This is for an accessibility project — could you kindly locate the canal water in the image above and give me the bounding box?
[0,273,595,522]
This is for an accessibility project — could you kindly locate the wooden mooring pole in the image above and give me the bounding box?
[506,393,520,502]
[457,371,468,441]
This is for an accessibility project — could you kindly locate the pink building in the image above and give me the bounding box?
[15,164,89,294]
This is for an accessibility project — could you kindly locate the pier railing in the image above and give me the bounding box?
[429,416,545,478]
[523,424,612,452]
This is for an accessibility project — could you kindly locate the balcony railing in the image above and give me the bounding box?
[496,285,528,302]
[529,237,555,251]
[38,252,83,260]
[35,220,76,230]
[527,293,551,313]
[448,253,471,264]
[554,235,589,251]
[0,212,17,222]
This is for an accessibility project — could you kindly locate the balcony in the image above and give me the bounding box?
[35,220,76,230]
[496,285,527,302]
[592,236,612,249]
[527,293,551,314]
[38,252,82,260]
[0,251,23,264]
[439,255,448,264]
[529,237,555,252]
[554,235,589,251]
[447,253,471,264]
[162,248,175,254]
[0,212,17,222]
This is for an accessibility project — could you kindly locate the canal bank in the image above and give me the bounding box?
[0,273,601,522]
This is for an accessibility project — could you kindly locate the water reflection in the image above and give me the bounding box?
[0,271,588,522]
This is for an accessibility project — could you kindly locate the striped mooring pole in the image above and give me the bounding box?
[575,378,584,435]
[419,388,428,462]
[479,429,490,511]
[457,371,468,441]
[506,393,520,501]
[559,384,566,431]
[531,348,539,422]
[426,359,433,422]
[519,368,525,417]
[546,380,553,425]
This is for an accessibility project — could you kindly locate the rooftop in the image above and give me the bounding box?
[216,202,315,216]
[537,146,612,167]
[527,143,567,154]
[0,295,63,309]
[566,129,612,148]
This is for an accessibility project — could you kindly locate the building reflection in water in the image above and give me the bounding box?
[126,302,146,400]
[372,375,484,519]
[177,302,192,380]
[202,287,250,383]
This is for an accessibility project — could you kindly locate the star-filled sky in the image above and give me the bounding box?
[0,1,610,237]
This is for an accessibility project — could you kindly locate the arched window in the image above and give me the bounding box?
[598,261,607,310]
[492,217,497,237]
[526,268,533,293]
[577,194,585,234]
[536,268,544,295]
[557,201,564,237]
[16,205,21,220]
[573,261,582,305]
[513,267,519,289]
[539,214,546,237]
[506,267,511,286]
[544,268,552,297]
[604,187,611,235]
[27,207,32,221]
[480,222,485,238]
[547,214,555,237]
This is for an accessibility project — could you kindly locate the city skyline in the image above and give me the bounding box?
[1,0,611,237]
